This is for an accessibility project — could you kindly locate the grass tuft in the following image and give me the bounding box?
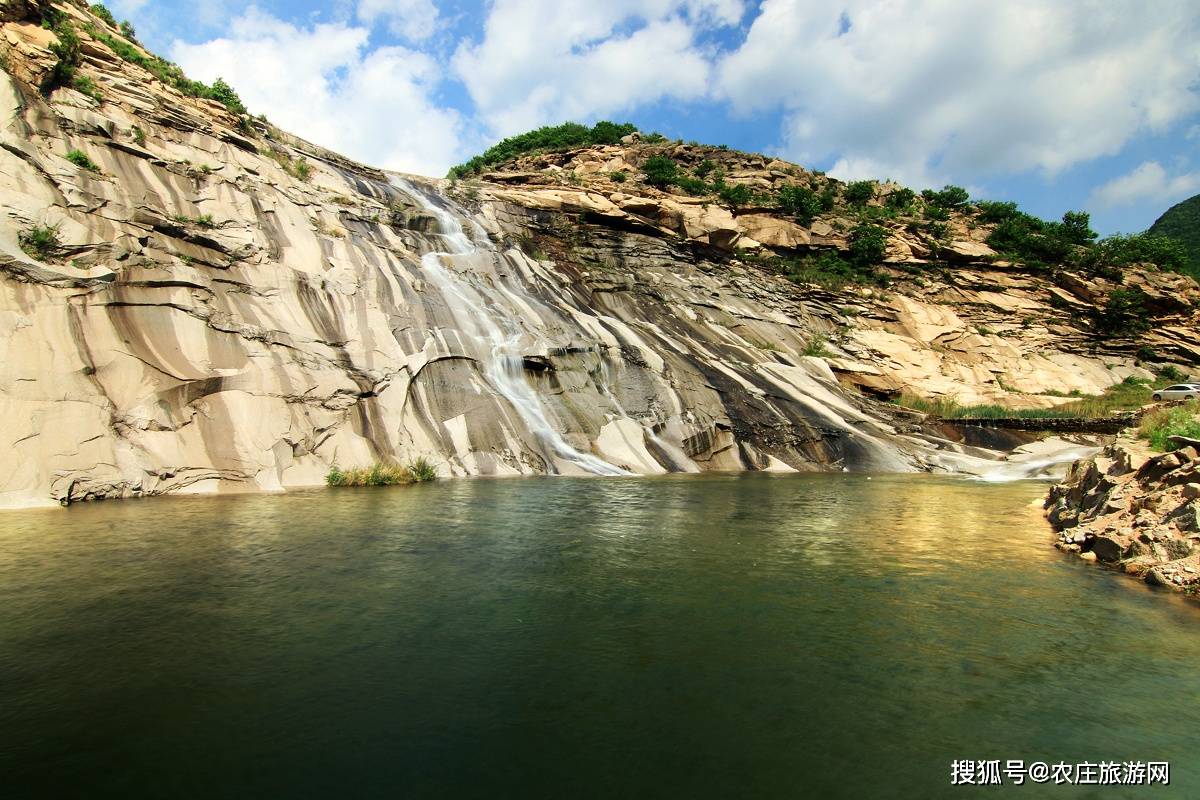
[1138,402,1200,451]
[326,459,438,487]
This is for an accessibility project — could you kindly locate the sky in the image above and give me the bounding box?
[105,0,1200,236]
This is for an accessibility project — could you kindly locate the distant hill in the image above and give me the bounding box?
[1148,194,1200,276]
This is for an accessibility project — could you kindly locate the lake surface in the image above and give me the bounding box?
[1,474,1197,798]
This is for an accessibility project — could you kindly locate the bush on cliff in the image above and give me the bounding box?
[448,121,637,178]
[1090,288,1151,338]
[18,224,61,261]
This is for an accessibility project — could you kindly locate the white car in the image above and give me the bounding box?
[1152,384,1200,401]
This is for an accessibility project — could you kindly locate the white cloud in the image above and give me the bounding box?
[171,8,467,176]
[1090,161,1200,208]
[453,0,744,136]
[357,0,440,42]
[717,0,1200,187]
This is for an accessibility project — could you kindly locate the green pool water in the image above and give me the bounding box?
[1,473,1196,798]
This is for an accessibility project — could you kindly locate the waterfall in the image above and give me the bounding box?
[974,445,1099,482]
[392,178,628,477]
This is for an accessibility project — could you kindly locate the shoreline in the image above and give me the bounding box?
[1046,435,1200,597]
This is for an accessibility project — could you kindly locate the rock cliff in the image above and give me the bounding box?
[2,1,1197,507]
[1046,433,1200,593]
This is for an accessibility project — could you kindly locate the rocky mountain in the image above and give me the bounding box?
[1148,193,1200,276]
[2,1,1198,508]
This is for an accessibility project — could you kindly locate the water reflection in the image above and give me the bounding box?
[1,474,1198,799]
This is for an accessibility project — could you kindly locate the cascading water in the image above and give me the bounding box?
[392,177,627,477]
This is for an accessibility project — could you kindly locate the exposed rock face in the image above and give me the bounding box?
[1045,435,1200,594]
[1,3,1197,508]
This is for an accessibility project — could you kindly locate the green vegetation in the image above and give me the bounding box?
[326,458,438,487]
[1090,288,1150,338]
[45,16,81,90]
[89,4,116,26]
[609,170,627,183]
[848,223,888,267]
[82,22,248,116]
[844,181,874,205]
[448,121,637,178]
[131,125,146,146]
[897,376,1172,420]
[72,74,102,102]
[66,149,100,171]
[642,155,678,188]
[18,224,61,260]
[119,20,137,40]
[173,213,215,228]
[717,182,753,207]
[886,187,916,209]
[767,250,885,291]
[1147,193,1199,276]
[922,185,970,210]
[777,185,823,225]
[801,334,831,357]
[1139,402,1200,451]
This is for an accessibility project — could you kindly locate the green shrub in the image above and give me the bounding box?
[642,155,678,188]
[18,224,61,260]
[695,159,716,178]
[923,185,970,209]
[72,74,102,102]
[718,182,753,207]
[407,457,438,482]
[1139,402,1200,451]
[46,21,81,89]
[802,334,830,357]
[292,157,312,181]
[975,200,1020,223]
[609,170,626,183]
[819,185,837,211]
[986,210,1089,268]
[777,185,823,225]
[777,250,882,290]
[119,20,137,40]
[844,181,875,205]
[1077,232,1189,274]
[208,77,246,115]
[886,187,916,209]
[674,175,709,196]
[326,459,438,487]
[131,126,146,146]
[848,223,888,267]
[66,149,100,171]
[89,4,116,26]
[923,204,950,221]
[448,121,638,177]
[1090,288,1150,337]
[88,28,247,114]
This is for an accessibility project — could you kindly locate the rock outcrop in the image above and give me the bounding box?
[1,2,1197,508]
[1046,434,1200,594]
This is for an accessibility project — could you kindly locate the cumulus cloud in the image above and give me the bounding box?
[1090,161,1200,208]
[453,0,744,136]
[717,0,1200,187]
[171,9,467,176]
[357,0,440,42]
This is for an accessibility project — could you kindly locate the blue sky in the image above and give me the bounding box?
[107,0,1200,235]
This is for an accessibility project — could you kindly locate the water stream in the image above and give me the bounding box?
[394,178,627,476]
